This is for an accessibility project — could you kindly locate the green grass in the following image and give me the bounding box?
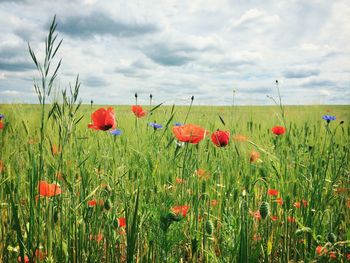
[0,17,349,263]
[0,103,349,262]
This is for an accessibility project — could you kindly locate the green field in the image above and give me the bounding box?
[0,102,349,262]
[0,18,349,263]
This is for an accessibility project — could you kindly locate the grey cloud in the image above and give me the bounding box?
[58,12,158,39]
[283,68,320,79]
[82,76,108,87]
[303,79,337,88]
[0,60,35,72]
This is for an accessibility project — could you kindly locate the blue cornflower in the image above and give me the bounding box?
[322,115,336,123]
[174,122,183,126]
[0,114,4,120]
[109,129,122,136]
[149,122,163,130]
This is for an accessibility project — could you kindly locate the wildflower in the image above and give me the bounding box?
[149,122,163,130]
[322,115,336,123]
[316,245,327,256]
[117,217,126,228]
[0,160,4,173]
[0,114,4,120]
[211,130,230,147]
[88,199,104,207]
[38,181,62,197]
[195,169,210,180]
[35,249,46,261]
[294,202,301,208]
[232,134,248,142]
[172,124,208,144]
[268,189,279,196]
[110,129,122,136]
[90,233,103,243]
[250,150,260,163]
[132,105,147,118]
[174,122,183,126]
[17,255,29,263]
[287,217,296,223]
[0,121,4,130]
[270,215,278,221]
[211,200,219,207]
[302,199,308,207]
[275,197,283,205]
[252,210,261,221]
[171,205,190,217]
[51,144,61,156]
[329,251,336,260]
[272,126,286,135]
[253,234,261,241]
[88,107,116,131]
[175,178,186,184]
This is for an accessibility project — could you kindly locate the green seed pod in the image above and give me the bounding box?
[166,211,181,222]
[327,232,336,244]
[259,201,270,219]
[191,238,198,253]
[295,228,304,237]
[104,199,112,211]
[53,210,59,223]
[205,220,214,235]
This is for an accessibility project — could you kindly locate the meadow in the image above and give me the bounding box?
[0,18,349,263]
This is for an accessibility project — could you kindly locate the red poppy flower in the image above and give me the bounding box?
[0,121,3,130]
[132,105,147,118]
[287,217,296,223]
[253,210,261,221]
[195,169,210,180]
[270,215,278,221]
[316,245,327,255]
[329,251,336,260]
[302,199,308,207]
[17,255,29,263]
[250,150,260,163]
[275,197,283,205]
[210,199,219,207]
[293,202,301,208]
[268,189,279,196]
[118,217,126,228]
[232,134,248,142]
[175,178,186,184]
[0,160,4,173]
[211,130,230,147]
[35,249,46,261]
[88,107,116,131]
[172,124,208,144]
[172,205,190,217]
[272,126,286,135]
[38,181,62,197]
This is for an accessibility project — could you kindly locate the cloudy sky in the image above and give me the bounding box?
[0,0,349,105]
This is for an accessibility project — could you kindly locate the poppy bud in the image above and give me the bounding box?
[259,201,270,219]
[191,96,194,101]
[150,94,153,99]
[205,220,214,235]
[327,232,336,244]
[340,121,344,125]
[276,80,278,84]
[90,100,93,105]
[104,199,112,211]
[135,92,138,98]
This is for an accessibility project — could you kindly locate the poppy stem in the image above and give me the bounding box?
[184,96,194,124]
